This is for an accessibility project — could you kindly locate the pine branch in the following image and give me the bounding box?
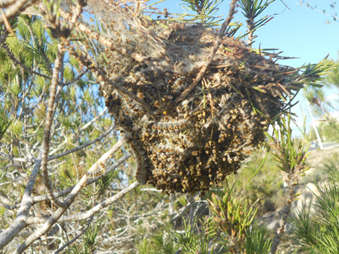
[0,155,41,249]
[53,216,95,254]
[26,181,141,224]
[14,134,129,253]
[0,0,40,26]
[47,124,114,161]
[40,43,68,209]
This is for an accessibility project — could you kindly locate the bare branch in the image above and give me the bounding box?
[0,0,40,25]
[26,178,140,225]
[0,201,16,210]
[0,0,16,8]
[40,43,67,208]
[8,154,130,212]
[48,124,114,161]
[62,68,89,86]
[297,1,338,22]
[0,152,35,163]
[67,0,84,31]
[0,156,41,249]
[280,0,291,10]
[14,134,129,253]
[85,133,130,176]
[66,181,141,221]
[79,108,108,132]
[45,153,130,201]
[70,48,152,113]
[32,181,141,224]
[53,216,94,254]
[58,5,153,112]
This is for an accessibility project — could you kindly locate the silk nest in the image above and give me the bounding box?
[85,0,315,194]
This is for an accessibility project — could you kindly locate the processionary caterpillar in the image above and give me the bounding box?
[86,161,106,178]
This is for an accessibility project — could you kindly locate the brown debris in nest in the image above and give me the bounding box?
[83,1,310,194]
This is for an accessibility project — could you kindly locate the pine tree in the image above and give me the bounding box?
[0,1,330,253]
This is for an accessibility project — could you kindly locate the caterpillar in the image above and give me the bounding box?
[171,76,188,94]
[86,161,106,178]
[151,142,176,155]
[120,94,145,119]
[128,139,151,184]
[150,119,189,134]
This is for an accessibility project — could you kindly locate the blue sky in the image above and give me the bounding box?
[149,0,339,137]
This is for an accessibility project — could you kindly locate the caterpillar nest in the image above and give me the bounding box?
[88,1,307,194]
